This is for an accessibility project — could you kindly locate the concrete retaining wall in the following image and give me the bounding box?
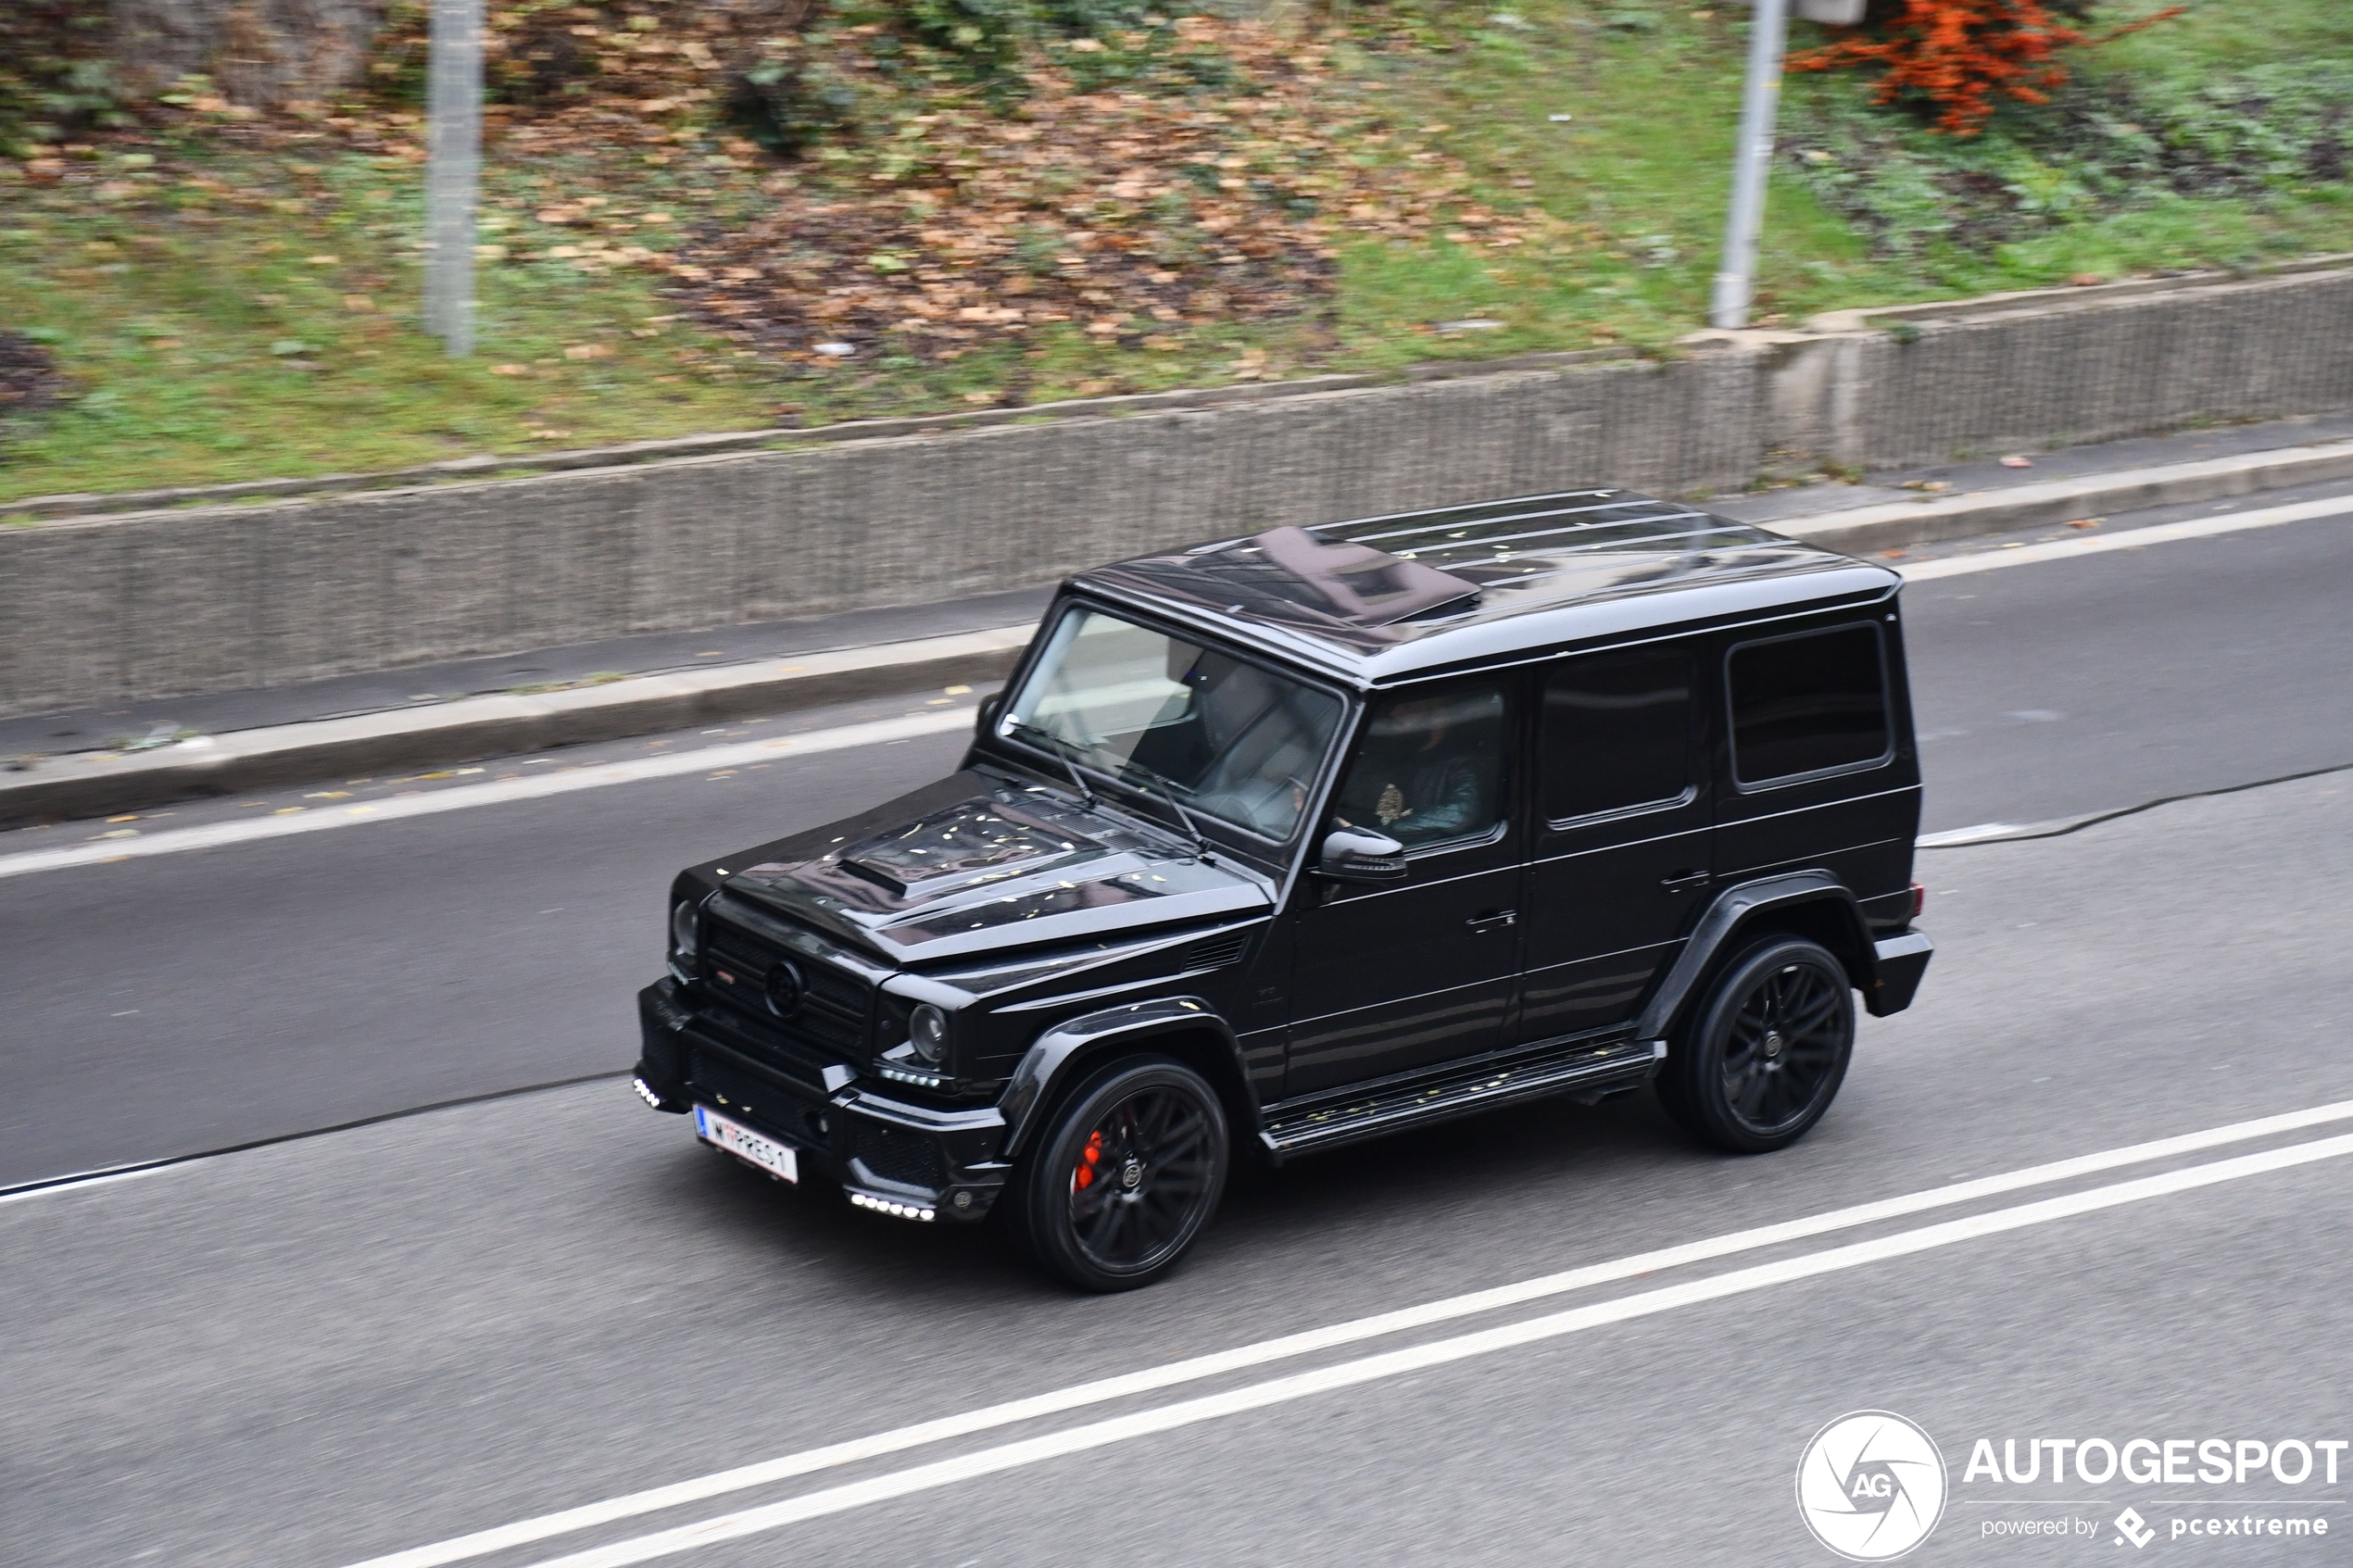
[1813,267,2353,469]
[4,261,2348,719]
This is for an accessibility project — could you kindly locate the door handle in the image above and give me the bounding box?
[1465,910,1517,934]
[1660,870,1711,892]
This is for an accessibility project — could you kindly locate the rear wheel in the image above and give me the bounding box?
[1658,936,1854,1154]
[1010,1057,1229,1292]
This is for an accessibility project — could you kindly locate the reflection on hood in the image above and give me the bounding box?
[729,774,1268,962]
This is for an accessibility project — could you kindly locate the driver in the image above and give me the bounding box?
[1332,694,1488,845]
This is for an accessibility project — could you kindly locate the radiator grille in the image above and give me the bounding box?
[699,912,873,1063]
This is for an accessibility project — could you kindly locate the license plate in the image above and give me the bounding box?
[694,1105,799,1184]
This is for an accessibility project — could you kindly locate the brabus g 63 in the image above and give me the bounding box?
[632,488,1934,1290]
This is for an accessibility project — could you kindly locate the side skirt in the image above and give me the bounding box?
[1258,1032,1663,1160]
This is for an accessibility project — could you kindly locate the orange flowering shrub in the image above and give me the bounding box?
[1790,0,2182,136]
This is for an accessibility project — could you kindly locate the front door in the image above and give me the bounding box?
[1517,642,1713,1043]
[1287,675,1524,1098]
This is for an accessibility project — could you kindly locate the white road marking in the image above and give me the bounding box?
[511,1131,2353,1568]
[342,1097,2353,1568]
[0,709,977,882]
[1916,822,2035,847]
[1899,494,2348,581]
[0,1163,172,1210]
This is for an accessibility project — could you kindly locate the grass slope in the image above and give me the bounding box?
[1,0,2345,505]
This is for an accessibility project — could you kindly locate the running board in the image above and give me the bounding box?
[1259,1037,1665,1158]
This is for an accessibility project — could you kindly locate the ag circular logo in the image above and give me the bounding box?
[1795,1411,1947,1561]
[763,959,805,1019]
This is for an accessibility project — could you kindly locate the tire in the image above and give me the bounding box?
[1009,1056,1230,1292]
[1657,935,1854,1154]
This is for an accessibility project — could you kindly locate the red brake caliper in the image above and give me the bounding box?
[1075,1128,1104,1189]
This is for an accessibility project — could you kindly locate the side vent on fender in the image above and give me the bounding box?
[1183,933,1250,971]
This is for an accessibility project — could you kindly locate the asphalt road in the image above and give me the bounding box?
[6,760,2348,1568]
[1,489,2349,1568]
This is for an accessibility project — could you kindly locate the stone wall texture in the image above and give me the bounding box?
[5,263,2348,719]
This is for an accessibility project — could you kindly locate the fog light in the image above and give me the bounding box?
[631,1077,663,1110]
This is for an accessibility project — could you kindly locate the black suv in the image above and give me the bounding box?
[633,489,1933,1290]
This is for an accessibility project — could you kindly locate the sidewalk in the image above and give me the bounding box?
[6,411,2350,827]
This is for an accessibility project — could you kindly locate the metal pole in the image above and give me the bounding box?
[424,0,484,357]
[1709,0,1789,330]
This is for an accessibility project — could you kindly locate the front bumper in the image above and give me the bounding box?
[635,980,1012,1221]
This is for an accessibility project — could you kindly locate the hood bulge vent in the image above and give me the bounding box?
[1183,933,1250,971]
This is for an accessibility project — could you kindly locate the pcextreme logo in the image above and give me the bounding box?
[1796,1411,1950,1561]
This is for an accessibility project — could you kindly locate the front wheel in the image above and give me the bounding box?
[1010,1057,1229,1292]
[1658,936,1855,1154]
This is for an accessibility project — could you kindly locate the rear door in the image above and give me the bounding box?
[1286,674,1525,1097]
[1516,641,1714,1043]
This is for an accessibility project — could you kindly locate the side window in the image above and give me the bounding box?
[1329,679,1512,851]
[1727,624,1892,787]
[1541,646,1695,824]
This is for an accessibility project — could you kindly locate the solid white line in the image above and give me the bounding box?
[516,1131,2353,1568]
[0,1163,173,1210]
[1898,494,2349,581]
[1916,822,2035,847]
[0,709,977,882]
[340,1096,2353,1568]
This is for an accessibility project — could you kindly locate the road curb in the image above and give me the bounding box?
[5,437,2347,829]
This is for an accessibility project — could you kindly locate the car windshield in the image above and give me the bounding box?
[998,605,1343,841]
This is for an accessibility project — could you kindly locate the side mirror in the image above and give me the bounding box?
[975,692,1004,740]
[1315,827,1408,884]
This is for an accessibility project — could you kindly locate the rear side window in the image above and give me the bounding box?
[1541,646,1694,823]
[1728,624,1891,786]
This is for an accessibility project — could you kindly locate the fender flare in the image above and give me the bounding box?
[999,996,1250,1160]
[1634,871,1876,1045]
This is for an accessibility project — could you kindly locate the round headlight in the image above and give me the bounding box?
[909,1004,949,1065]
[670,900,699,962]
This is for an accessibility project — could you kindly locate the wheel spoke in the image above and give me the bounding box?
[1062,1082,1224,1270]
[1784,990,1841,1038]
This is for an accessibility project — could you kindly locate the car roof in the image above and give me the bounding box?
[1071,487,1904,686]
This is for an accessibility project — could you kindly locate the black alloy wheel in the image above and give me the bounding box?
[1658,935,1855,1154]
[1011,1057,1229,1292]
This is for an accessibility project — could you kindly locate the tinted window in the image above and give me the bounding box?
[1728,624,1891,785]
[1541,646,1694,822]
[1330,681,1511,850]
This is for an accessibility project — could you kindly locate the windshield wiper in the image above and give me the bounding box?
[1014,724,1098,809]
[1130,764,1217,865]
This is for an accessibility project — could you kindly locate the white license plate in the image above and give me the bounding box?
[694,1105,799,1184]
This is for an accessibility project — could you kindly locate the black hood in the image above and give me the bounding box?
[723,771,1271,964]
